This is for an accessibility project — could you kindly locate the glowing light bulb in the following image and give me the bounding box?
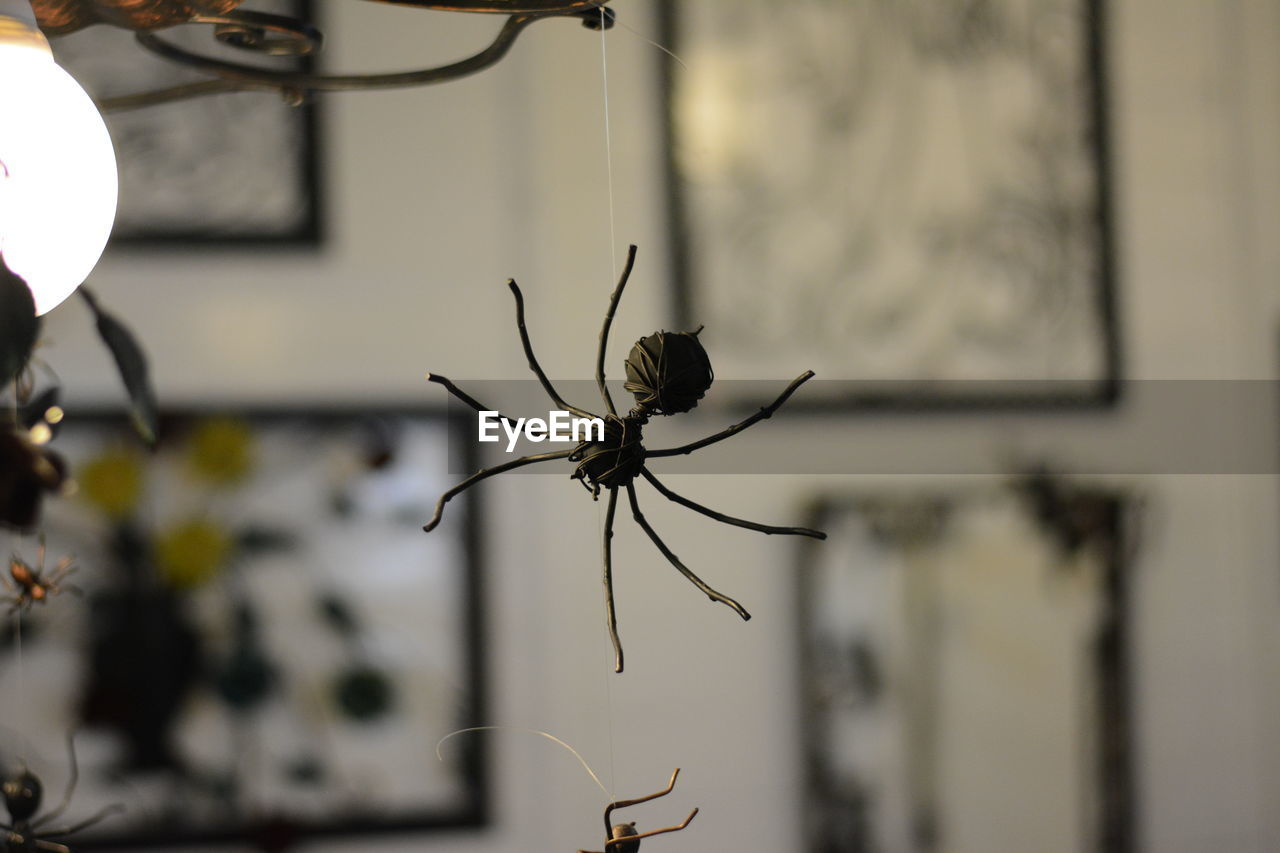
[0,0,117,315]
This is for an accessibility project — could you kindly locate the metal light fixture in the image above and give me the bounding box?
[29,0,616,112]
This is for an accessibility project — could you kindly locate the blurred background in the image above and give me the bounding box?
[4,0,1277,850]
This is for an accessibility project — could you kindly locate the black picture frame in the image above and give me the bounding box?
[49,1,323,247]
[658,0,1120,411]
[796,484,1133,852]
[5,405,486,850]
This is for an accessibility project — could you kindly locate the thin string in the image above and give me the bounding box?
[13,612,21,700]
[13,608,24,768]
[435,726,610,797]
[614,19,687,70]
[600,9,619,284]
[597,7,620,802]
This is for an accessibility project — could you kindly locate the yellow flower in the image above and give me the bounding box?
[187,418,255,486]
[155,518,233,589]
[78,448,143,519]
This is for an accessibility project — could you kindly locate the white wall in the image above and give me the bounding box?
[40,1,1280,850]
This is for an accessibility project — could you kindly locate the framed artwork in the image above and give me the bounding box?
[797,479,1133,852]
[48,0,322,246]
[660,0,1118,409]
[0,408,486,848]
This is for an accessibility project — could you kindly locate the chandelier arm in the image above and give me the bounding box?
[99,4,609,112]
[135,12,533,90]
[360,0,608,12]
[206,8,323,55]
[96,78,266,112]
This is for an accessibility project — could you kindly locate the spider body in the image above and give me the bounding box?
[570,414,646,495]
[577,769,697,853]
[424,245,826,672]
[8,565,47,604]
[607,823,640,853]
[2,772,41,823]
[1,735,123,853]
[5,538,79,615]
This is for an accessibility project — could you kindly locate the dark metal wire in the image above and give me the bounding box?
[625,481,750,620]
[601,487,621,672]
[422,447,573,533]
[639,468,827,539]
[508,278,595,421]
[577,769,699,853]
[595,244,638,418]
[644,370,816,458]
[97,2,614,112]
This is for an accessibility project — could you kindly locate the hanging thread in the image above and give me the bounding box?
[599,8,619,287]
[597,7,620,801]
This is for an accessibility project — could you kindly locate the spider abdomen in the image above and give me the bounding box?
[9,562,33,586]
[570,415,645,493]
[624,330,713,416]
[609,822,641,853]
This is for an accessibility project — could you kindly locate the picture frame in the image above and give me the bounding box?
[49,1,322,247]
[796,481,1133,852]
[1,406,486,849]
[659,0,1119,410]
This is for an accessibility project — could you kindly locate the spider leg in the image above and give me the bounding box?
[601,488,623,673]
[423,449,574,532]
[645,370,815,459]
[639,468,826,540]
[34,841,72,853]
[4,831,48,853]
[507,279,594,420]
[53,583,84,599]
[35,803,125,839]
[605,768,681,827]
[45,560,78,587]
[595,244,639,416]
[606,809,700,848]
[426,374,520,428]
[626,484,751,622]
[31,732,79,829]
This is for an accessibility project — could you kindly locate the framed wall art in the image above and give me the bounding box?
[48,1,322,246]
[661,0,1119,409]
[797,478,1133,852]
[0,407,485,848]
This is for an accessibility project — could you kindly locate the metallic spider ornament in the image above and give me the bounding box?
[577,769,697,853]
[1,736,122,853]
[424,245,826,672]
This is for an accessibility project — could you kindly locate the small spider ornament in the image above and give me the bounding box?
[577,768,698,853]
[424,245,826,672]
[1,736,123,853]
[4,538,80,616]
